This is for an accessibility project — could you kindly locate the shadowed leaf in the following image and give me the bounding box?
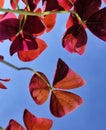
[18,38,47,62]
[5,119,25,130]
[24,109,53,130]
[29,72,50,105]
[50,90,83,117]
[86,7,106,41]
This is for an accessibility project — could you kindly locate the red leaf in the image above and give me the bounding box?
[62,24,87,55]
[10,0,19,9]
[50,90,83,117]
[0,78,10,89]
[53,58,86,89]
[74,0,101,20]
[43,14,56,32]
[24,109,53,130]
[18,38,47,62]
[0,18,19,40]
[6,119,25,130]
[29,72,50,105]
[10,34,38,55]
[23,16,45,36]
[0,0,4,8]
[0,55,4,60]
[0,82,7,89]
[103,0,106,3]
[86,7,106,41]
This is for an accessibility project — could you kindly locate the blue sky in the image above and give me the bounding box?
[0,1,106,130]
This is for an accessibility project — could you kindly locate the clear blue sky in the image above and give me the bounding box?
[0,1,106,130]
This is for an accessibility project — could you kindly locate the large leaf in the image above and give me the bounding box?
[10,34,38,55]
[74,0,101,20]
[0,18,19,40]
[86,7,106,41]
[5,119,25,130]
[62,24,87,55]
[50,90,83,117]
[53,58,86,89]
[18,38,47,62]
[24,109,53,130]
[29,72,50,105]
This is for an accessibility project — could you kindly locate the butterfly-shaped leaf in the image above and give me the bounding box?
[24,109,53,130]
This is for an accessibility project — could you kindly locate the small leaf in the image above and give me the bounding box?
[0,0,4,8]
[50,90,83,117]
[0,55,4,60]
[86,7,106,41]
[29,72,50,105]
[18,38,47,62]
[10,0,19,9]
[0,82,7,89]
[53,58,86,89]
[5,119,25,130]
[24,109,53,130]
[62,24,87,55]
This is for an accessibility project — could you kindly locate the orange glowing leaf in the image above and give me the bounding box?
[6,119,25,130]
[18,38,47,62]
[29,72,50,105]
[0,0,4,8]
[23,109,53,130]
[50,90,83,117]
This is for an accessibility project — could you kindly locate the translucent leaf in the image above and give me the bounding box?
[62,24,87,55]
[74,0,101,20]
[86,7,106,41]
[29,72,50,105]
[18,38,47,62]
[53,58,86,89]
[0,0,4,8]
[5,119,25,130]
[24,109,53,130]
[10,0,19,9]
[43,14,56,32]
[50,90,83,117]
[10,34,38,55]
[0,18,19,40]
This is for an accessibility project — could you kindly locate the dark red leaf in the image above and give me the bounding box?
[10,0,19,9]
[23,16,45,35]
[74,0,101,20]
[29,72,50,105]
[10,34,38,55]
[0,82,7,89]
[0,78,10,89]
[5,119,25,130]
[86,7,106,41]
[42,0,63,11]
[50,90,83,117]
[17,38,47,62]
[0,18,19,40]
[24,109,53,130]
[0,55,4,60]
[62,24,87,55]
[53,58,86,89]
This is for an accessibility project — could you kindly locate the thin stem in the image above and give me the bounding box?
[0,60,50,88]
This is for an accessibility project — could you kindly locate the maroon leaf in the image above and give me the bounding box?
[29,72,50,105]
[6,119,25,130]
[62,24,87,55]
[74,0,101,20]
[50,90,83,117]
[86,7,106,41]
[0,18,19,40]
[23,109,53,130]
[23,16,45,35]
[10,34,38,55]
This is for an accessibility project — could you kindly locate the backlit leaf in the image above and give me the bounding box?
[53,58,86,89]
[50,90,83,117]
[6,119,25,130]
[29,72,50,105]
[0,0,4,8]
[0,18,19,40]
[86,7,106,41]
[24,109,53,130]
[18,38,47,62]
[10,0,19,9]
[62,24,87,55]
[74,0,101,21]
[10,34,38,55]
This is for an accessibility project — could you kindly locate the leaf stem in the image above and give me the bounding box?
[0,60,50,88]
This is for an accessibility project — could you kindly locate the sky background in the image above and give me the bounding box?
[0,1,106,130]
